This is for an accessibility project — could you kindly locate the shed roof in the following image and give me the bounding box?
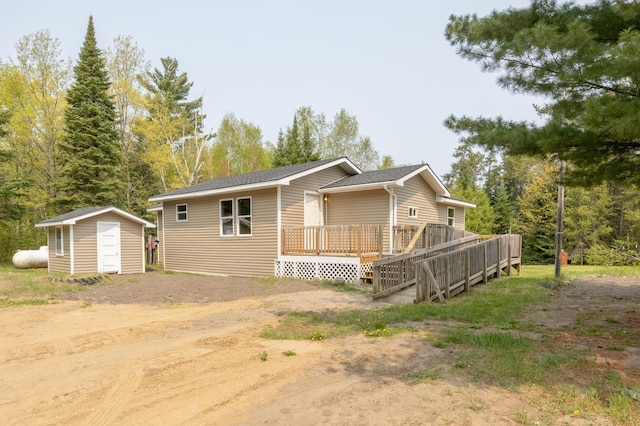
[35,206,155,228]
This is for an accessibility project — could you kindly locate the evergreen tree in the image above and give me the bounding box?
[272,113,319,166]
[57,16,123,210]
[514,161,559,263]
[272,129,288,167]
[446,1,640,187]
[491,182,514,235]
[564,184,613,264]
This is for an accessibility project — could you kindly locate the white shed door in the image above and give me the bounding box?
[97,221,121,273]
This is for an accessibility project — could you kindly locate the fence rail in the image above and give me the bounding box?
[393,224,475,253]
[281,224,383,257]
[372,235,479,298]
[373,233,522,300]
[415,234,522,303]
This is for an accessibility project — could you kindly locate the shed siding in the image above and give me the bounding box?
[47,226,71,273]
[163,187,277,276]
[73,212,145,274]
[327,189,390,251]
[281,165,349,228]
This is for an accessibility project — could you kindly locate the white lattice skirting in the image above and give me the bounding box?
[275,255,372,283]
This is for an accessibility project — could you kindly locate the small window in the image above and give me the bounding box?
[176,204,188,222]
[55,226,64,256]
[447,207,455,226]
[237,197,252,236]
[220,199,234,236]
[408,207,418,218]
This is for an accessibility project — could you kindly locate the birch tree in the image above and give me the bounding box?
[136,57,210,190]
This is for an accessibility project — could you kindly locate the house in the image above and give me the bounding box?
[148,157,475,282]
[35,206,156,275]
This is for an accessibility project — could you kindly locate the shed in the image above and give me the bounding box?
[35,206,155,275]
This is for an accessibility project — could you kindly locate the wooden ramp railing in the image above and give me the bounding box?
[373,234,479,299]
[373,234,522,301]
[416,234,522,302]
[393,223,475,253]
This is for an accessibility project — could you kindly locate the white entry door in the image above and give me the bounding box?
[304,192,321,251]
[97,221,121,273]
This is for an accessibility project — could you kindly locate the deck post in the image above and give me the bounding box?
[464,249,470,293]
[482,242,488,284]
[281,228,285,254]
[415,263,423,302]
[444,256,450,299]
[507,236,512,276]
[496,238,501,278]
[315,226,320,255]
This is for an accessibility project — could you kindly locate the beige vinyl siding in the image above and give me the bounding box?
[163,187,277,276]
[73,212,145,274]
[327,189,390,252]
[281,165,350,228]
[48,226,71,273]
[395,175,446,227]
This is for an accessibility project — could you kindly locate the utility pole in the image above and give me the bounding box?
[554,160,565,277]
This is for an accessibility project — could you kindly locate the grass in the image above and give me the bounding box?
[317,279,369,294]
[261,264,640,421]
[0,263,86,307]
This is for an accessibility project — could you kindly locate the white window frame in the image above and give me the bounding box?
[236,197,252,237]
[408,206,418,218]
[220,198,234,237]
[55,226,64,256]
[447,207,455,227]
[176,204,188,222]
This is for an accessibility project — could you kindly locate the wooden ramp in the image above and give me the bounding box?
[375,284,416,304]
[372,234,522,303]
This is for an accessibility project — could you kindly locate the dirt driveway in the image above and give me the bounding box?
[0,272,638,425]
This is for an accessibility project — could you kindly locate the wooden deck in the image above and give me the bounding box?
[281,224,383,257]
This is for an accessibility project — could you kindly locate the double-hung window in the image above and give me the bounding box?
[237,197,252,236]
[447,207,455,227]
[220,199,234,236]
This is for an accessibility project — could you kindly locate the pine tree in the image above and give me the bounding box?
[272,114,319,167]
[57,16,122,210]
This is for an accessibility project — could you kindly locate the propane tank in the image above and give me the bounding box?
[12,246,48,269]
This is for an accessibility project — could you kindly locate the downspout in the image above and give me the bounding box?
[384,185,397,254]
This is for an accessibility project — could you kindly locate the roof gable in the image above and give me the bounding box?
[320,163,450,197]
[149,157,361,202]
[36,206,155,228]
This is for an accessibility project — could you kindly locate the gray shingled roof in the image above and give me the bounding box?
[321,164,425,189]
[36,206,155,227]
[150,157,350,200]
[37,206,112,225]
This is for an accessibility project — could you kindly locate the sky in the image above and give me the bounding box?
[1,0,570,177]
